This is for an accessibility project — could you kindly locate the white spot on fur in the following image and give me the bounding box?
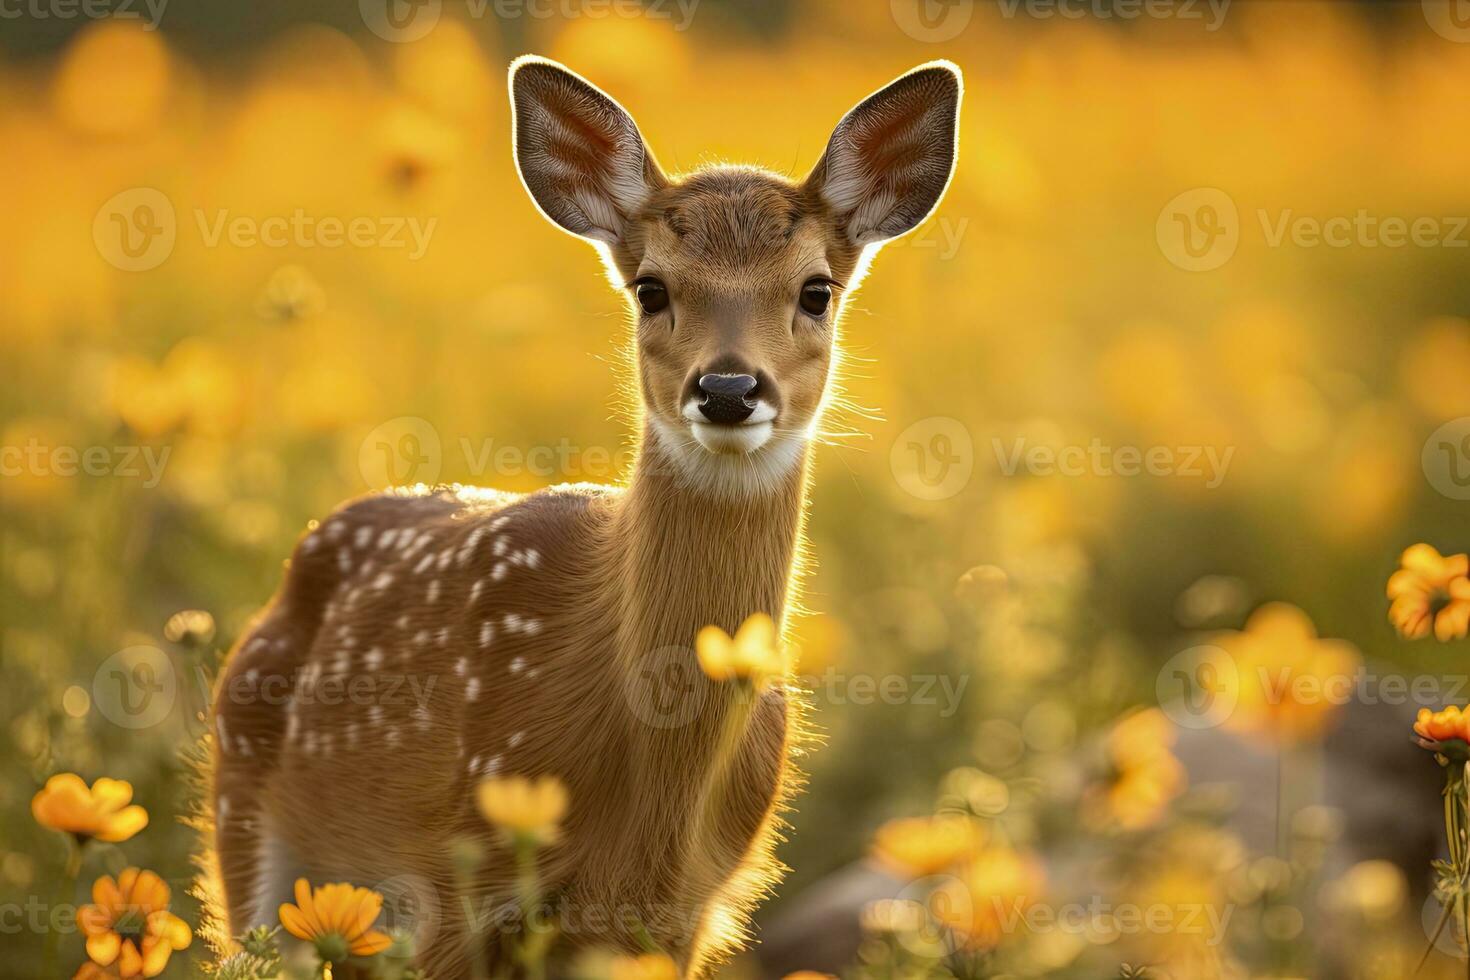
[426,580,441,604]
[508,731,525,748]
[492,563,509,582]
[354,526,372,549]
[479,621,495,649]
[465,677,481,702]
[509,656,526,674]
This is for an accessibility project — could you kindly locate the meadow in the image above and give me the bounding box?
[5,1,1470,977]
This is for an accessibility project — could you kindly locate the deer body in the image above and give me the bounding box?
[211,57,960,978]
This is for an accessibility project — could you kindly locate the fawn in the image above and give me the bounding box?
[209,55,961,978]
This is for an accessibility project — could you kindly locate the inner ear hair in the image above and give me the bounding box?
[807,61,963,247]
[509,55,665,245]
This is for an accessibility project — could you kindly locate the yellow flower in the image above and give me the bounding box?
[78,868,191,978]
[476,775,569,846]
[932,847,1046,951]
[609,952,679,980]
[696,613,788,688]
[1388,543,1470,641]
[872,815,985,877]
[278,879,392,962]
[782,973,839,980]
[1214,602,1361,744]
[32,774,148,843]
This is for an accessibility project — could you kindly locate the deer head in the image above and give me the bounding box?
[510,56,962,496]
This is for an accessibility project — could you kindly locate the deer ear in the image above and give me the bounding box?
[806,61,962,247]
[509,55,663,246]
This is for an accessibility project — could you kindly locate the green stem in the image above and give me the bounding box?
[43,838,83,978]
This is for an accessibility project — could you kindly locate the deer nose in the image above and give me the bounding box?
[697,374,758,424]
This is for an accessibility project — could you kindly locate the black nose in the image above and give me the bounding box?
[697,374,757,424]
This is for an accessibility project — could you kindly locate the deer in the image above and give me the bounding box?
[207,55,961,979]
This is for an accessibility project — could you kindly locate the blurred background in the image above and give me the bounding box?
[5,0,1470,976]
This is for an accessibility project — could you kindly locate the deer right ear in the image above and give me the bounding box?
[510,56,663,246]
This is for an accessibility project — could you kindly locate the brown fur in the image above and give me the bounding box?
[204,57,960,979]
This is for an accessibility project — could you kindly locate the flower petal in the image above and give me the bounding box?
[348,928,393,956]
[97,805,149,843]
[89,778,134,815]
[278,902,316,942]
[86,930,122,966]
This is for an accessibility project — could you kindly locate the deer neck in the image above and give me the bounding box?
[605,424,810,663]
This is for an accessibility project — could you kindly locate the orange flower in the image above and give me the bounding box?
[278,879,392,962]
[77,869,191,978]
[32,774,148,843]
[872,815,985,877]
[1388,543,1470,641]
[1414,705,1470,746]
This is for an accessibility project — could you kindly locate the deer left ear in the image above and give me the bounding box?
[806,61,962,247]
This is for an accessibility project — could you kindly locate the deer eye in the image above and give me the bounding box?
[634,278,669,316]
[799,279,833,317]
